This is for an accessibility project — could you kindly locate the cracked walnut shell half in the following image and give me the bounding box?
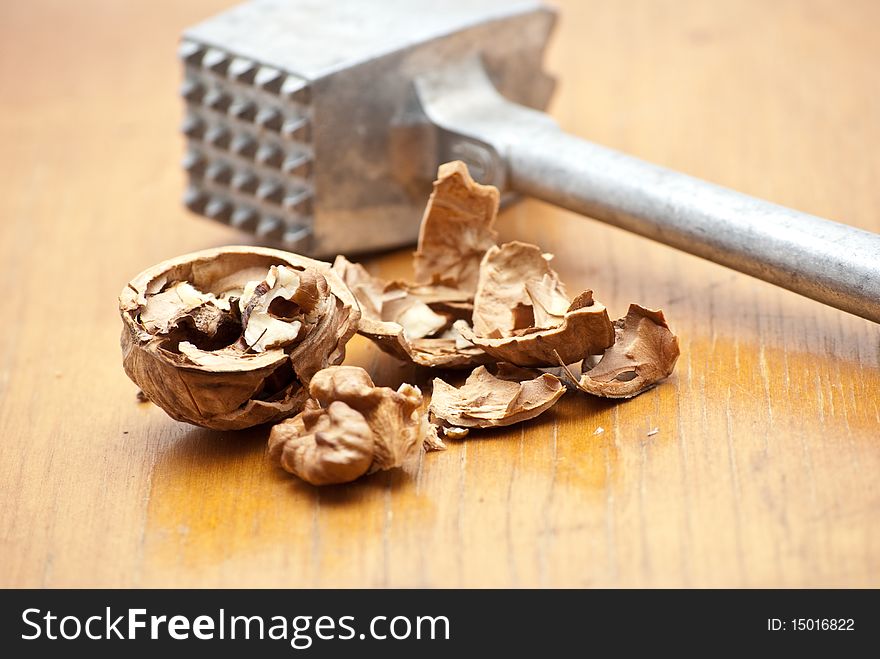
[119,246,359,430]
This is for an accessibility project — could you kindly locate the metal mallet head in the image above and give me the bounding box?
[181,0,880,322]
[180,0,556,256]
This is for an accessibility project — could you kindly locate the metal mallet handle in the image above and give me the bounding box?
[511,133,880,322]
[419,59,880,323]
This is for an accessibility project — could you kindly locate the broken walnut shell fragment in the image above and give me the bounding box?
[268,366,426,485]
[423,423,448,452]
[329,161,504,369]
[424,421,471,451]
[566,304,680,399]
[412,160,500,297]
[430,366,565,429]
[333,255,491,369]
[119,246,359,430]
[465,242,614,367]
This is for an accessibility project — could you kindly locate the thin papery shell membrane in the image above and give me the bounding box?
[119,246,360,430]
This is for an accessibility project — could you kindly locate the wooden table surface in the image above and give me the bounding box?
[2,0,878,588]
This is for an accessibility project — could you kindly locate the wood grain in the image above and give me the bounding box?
[1,0,878,588]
